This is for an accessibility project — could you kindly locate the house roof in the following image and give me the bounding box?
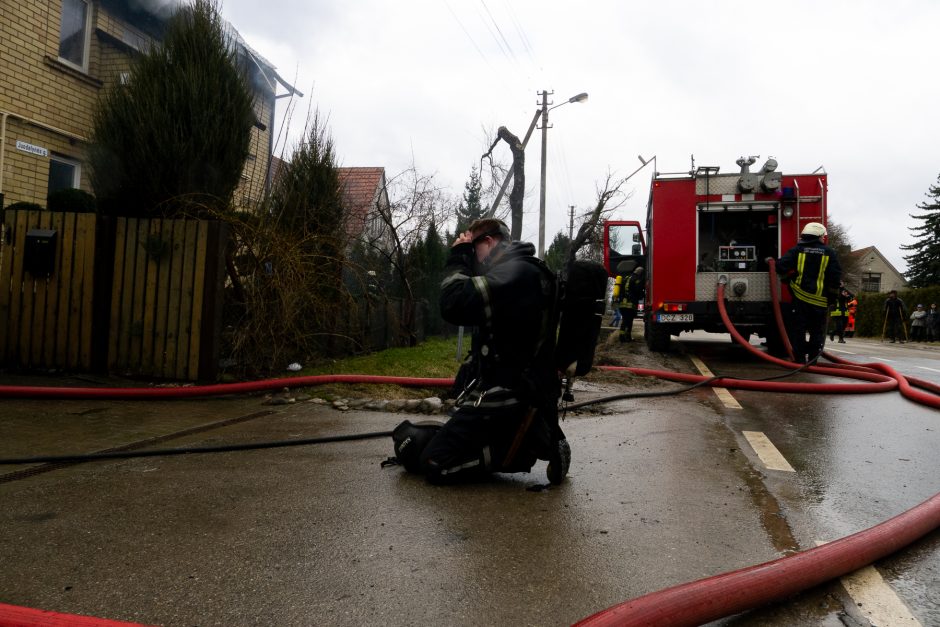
[848,246,906,280]
[338,167,386,211]
[102,0,302,97]
[338,167,387,239]
[266,161,386,211]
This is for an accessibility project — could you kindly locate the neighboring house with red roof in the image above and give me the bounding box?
[845,246,907,294]
[266,158,391,249]
[338,166,390,248]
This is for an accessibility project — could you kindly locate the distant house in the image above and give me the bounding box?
[338,167,390,249]
[266,161,391,249]
[0,0,299,211]
[844,246,907,294]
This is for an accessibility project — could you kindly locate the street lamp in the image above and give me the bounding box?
[538,90,588,257]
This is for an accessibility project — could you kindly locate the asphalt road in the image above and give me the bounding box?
[0,332,937,626]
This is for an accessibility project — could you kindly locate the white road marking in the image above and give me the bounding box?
[815,541,922,626]
[742,431,795,472]
[872,356,896,362]
[689,355,741,409]
[824,347,857,355]
[916,366,940,374]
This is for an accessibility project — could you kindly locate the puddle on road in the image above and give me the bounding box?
[715,422,802,555]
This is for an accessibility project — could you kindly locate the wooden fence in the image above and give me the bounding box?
[107,217,226,380]
[0,209,97,370]
[0,210,225,380]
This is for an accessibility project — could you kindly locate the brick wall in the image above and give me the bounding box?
[1,0,277,212]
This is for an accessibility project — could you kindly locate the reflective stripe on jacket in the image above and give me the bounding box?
[776,239,842,309]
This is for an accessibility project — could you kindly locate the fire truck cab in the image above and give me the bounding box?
[605,156,828,352]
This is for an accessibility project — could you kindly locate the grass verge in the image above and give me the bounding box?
[295,335,463,400]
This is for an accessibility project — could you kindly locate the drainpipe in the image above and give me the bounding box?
[0,112,8,198]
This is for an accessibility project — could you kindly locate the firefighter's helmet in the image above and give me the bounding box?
[801,222,827,238]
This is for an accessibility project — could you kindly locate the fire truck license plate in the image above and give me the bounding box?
[657,313,694,323]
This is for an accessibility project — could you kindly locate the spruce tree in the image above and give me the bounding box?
[454,167,485,235]
[544,231,571,273]
[89,0,254,217]
[901,173,940,287]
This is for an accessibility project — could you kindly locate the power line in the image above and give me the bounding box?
[442,0,495,69]
[479,0,517,63]
[500,0,538,67]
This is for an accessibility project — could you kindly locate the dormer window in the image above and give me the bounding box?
[58,0,92,71]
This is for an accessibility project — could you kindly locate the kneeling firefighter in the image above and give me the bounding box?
[394,218,568,484]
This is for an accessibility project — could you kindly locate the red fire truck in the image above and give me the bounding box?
[604,156,828,352]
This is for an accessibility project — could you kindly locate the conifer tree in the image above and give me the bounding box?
[454,167,485,235]
[901,173,940,287]
[89,0,254,217]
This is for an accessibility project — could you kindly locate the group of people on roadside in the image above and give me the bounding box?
[883,291,939,343]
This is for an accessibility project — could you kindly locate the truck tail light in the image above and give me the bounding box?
[663,303,687,312]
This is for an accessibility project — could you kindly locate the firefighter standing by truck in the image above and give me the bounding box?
[773,222,842,363]
[616,265,645,343]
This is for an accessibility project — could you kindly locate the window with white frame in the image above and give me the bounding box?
[861,272,882,293]
[47,155,82,196]
[58,0,92,71]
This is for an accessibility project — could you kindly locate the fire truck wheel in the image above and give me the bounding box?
[645,319,671,352]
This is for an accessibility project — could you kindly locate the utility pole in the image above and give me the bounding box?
[538,89,551,258]
[568,205,575,241]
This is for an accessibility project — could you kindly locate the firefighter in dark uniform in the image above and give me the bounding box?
[828,288,852,343]
[419,218,568,484]
[774,222,842,363]
[616,265,645,342]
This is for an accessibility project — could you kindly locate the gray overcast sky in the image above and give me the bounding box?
[220,0,940,273]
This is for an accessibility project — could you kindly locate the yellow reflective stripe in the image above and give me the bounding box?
[815,256,829,298]
[791,283,828,307]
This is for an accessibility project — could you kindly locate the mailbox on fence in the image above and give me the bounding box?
[24,228,58,277]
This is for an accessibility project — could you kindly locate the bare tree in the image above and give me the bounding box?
[566,171,633,270]
[363,164,452,345]
[827,216,860,289]
[481,126,527,238]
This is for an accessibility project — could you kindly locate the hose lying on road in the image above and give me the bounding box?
[0,374,453,400]
[576,491,940,627]
[0,430,395,466]
[577,270,940,626]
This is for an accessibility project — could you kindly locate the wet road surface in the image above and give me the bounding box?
[0,333,937,626]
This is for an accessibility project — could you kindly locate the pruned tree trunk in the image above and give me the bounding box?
[485,126,525,240]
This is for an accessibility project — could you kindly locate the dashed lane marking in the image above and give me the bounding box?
[916,366,940,374]
[815,541,922,626]
[825,347,857,355]
[742,431,795,472]
[689,355,742,409]
[873,356,897,362]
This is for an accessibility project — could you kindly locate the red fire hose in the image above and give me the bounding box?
[576,491,940,627]
[0,271,937,626]
[580,272,940,625]
[0,374,453,400]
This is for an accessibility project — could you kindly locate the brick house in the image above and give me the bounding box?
[0,0,299,211]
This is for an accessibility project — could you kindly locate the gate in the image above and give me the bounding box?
[0,210,225,380]
[0,209,97,370]
[107,217,226,380]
